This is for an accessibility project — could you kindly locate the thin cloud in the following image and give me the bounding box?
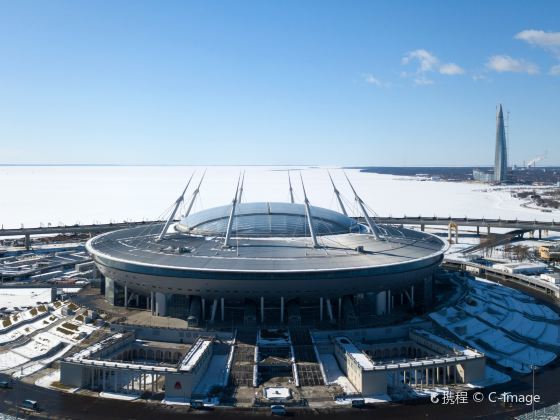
[401,49,465,83]
[550,64,560,76]
[515,29,560,56]
[439,63,465,75]
[486,55,539,74]
[402,49,439,72]
[362,73,391,87]
[414,77,434,86]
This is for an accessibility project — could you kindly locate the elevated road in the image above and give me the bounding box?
[0,220,163,237]
[369,216,560,232]
[1,216,559,252]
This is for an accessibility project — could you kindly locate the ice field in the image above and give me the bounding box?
[1,165,560,229]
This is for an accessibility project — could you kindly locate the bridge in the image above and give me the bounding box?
[370,216,560,232]
[1,216,559,250]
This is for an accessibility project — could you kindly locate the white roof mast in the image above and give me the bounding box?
[344,172,381,241]
[183,169,206,221]
[288,171,295,204]
[223,173,242,248]
[157,172,195,241]
[328,170,348,216]
[238,171,245,203]
[299,172,319,248]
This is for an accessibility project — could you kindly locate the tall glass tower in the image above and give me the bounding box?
[494,104,508,182]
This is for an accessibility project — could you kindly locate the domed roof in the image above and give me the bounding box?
[176,202,366,237]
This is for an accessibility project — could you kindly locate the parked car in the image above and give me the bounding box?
[0,380,11,389]
[21,399,39,411]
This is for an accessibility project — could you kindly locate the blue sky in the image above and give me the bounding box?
[0,0,559,166]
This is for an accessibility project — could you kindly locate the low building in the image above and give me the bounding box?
[540,273,560,285]
[332,330,486,395]
[60,332,213,400]
[493,262,548,275]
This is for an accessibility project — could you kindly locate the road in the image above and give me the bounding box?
[0,359,558,420]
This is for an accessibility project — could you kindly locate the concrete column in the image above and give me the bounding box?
[155,292,167,316]
[539,229,542,239]
[124,285,128,308]
[338,297,342,320]
[326,298,334,321]
[319,297,324,321]
[375,291,386,315]
[25,234,31,250]
[150,292,154,314]
[443,367,446,386]
[453,366,456,384]
[280,297,284,323]
[221,297,225,321]
[387,290,391,314]
[260,296,264,323]
[421,224,425,232]
[432,367,435,386]
[411,285,415,306]
[487,226,491,235]
[476,225,480,235]
[201,298,206,320]
[210,299,218,323]
[400,293,403,305]
[136,295,139,306]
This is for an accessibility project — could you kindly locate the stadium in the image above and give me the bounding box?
[86,172,447,327]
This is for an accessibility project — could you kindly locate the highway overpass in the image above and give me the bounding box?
[1,216,559,250]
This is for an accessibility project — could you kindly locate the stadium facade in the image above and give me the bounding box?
[87,173,447,327]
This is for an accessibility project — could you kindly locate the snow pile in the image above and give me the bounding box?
[430,277,560,373]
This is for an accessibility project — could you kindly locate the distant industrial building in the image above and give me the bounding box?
[473,104,509,183]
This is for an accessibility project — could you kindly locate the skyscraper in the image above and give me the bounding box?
[494,104,508,182]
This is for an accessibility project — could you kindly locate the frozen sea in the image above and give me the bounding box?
[1,165,559,229]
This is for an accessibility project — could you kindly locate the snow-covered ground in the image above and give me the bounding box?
[0,302,98,378]
[0,288,53,309]
[1,166,559,229]
[429,277,560,373]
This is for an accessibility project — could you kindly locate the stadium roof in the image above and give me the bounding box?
[176,202,366,237]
